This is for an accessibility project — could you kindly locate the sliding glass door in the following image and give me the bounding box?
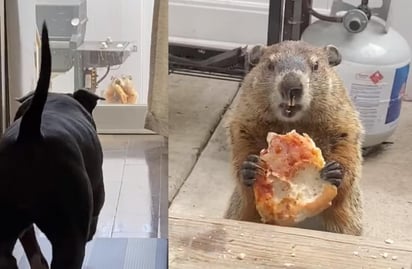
[4,0,154,133]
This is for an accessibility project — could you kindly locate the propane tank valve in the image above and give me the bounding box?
[343,9,368,33]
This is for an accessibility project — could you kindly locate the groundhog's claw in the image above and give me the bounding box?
[241,154,264,187]
[320,161,344,187]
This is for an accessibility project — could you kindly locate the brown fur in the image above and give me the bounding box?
[225,40,364,235]
[104,75,138,104]
[121,75,139,104]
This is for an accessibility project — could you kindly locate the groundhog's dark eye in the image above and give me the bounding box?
[268,62,275,71]
[312,61,319,71]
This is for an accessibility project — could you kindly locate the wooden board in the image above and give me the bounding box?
[169,215,412,269]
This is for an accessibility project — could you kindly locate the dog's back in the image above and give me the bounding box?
[0,92,103,187]
[0,21,101,201]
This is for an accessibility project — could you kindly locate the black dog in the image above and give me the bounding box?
[0,23,105,269]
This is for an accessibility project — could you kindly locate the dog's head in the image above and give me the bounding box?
[14,89,105,121]
[71,89,105,114]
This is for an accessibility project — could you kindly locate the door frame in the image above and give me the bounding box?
[0,0,7,134]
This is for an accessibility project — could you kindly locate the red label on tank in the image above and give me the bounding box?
[370,71,384,84]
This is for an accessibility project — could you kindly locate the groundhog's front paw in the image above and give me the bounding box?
[320,161,344,187]
[241,154,264,187]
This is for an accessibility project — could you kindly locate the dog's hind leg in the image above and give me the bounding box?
[37,208,91,269]
[0,215,29,269]
[87,216,99,242]
[88,172,105,242]
[19,225,49,269]
[36,167,92,269]
[48,233,86,269]
[0,238,18,269]
[36,208,90,269]
[37,210,90,269]
[87,186,105,242]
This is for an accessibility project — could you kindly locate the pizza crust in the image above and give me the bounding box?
[253,130,338,226]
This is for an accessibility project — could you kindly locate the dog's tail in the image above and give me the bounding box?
[17,22,51,142]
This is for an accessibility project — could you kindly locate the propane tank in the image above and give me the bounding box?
[301,0,411,148]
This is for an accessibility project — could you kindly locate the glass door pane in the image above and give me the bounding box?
[0,0,5,134]
[34,0,154,133]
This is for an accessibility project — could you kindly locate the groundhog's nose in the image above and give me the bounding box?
[280,73,303,102]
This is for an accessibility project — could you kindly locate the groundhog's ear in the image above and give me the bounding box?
[325,45,341,67]
[247,44,267,66]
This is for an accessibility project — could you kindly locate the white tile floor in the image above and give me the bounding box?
[13,135,168,269]
[13,134,168,264]
[89,134,167,239]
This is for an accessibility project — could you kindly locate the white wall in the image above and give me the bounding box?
[51,0,154,105]
[169,0,410,48]
[169,0,269,49]
[169,0,412,92]
[169,0,330,49]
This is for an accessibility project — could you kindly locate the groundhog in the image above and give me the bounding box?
[225,40,364,236]
[104,75,138,104]
[104,76,128,104]
[121,75,139,104]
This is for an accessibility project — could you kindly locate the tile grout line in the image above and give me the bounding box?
[157,138,167,238]
[153,144,162,239]
[110,138,130,237]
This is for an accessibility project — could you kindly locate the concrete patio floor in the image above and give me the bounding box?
[169,74,412,241]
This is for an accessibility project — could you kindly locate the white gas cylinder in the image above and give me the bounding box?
[301,15,411,148]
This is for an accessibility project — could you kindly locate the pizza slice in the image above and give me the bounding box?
[253,130,338,226]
